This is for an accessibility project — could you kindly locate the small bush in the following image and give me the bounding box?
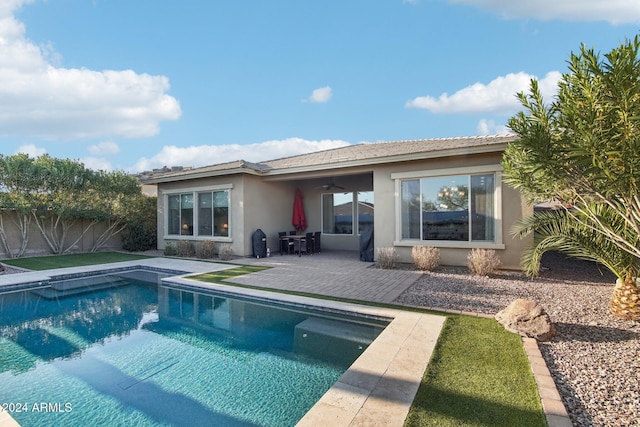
[467,248,501,276]
[121,196,157,252]
[196,240,217,259]
[218,243,234,261]
[176,240,195,258]
[412,246,440,271]
[377,247,399,269]
[163,242,177,256]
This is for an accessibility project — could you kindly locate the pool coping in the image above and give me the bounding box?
[0,258,446,427]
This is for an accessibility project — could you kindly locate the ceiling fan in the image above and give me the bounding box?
[319,179,344,191]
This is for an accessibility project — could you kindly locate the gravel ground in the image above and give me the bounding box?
[394,252,640,427]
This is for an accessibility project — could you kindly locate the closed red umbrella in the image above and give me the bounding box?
[292,188,307,232]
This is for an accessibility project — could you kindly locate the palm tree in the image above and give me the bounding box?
[514,207,640,320]
[503,36,640,320]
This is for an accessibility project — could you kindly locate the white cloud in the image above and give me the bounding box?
[0,2,181,140]
[15,143,46,157]
[476,119,512,136]
[131,137,352,173]
[81,157,113,172]
[88,141,120,156]
[406,71,561,115]
[306,86,333,103]
[450,0,640,25]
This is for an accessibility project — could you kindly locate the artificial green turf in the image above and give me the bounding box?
[1,251,153,270]
[190,265,270,282]
[404,315,546,427]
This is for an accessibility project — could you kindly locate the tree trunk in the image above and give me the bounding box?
[609,278,640,321]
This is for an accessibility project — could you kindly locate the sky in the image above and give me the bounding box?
[1,0,639,173]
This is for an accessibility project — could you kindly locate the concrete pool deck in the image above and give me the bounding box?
[0,253,570,426]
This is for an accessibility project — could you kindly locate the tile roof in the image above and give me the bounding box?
[143,134,518,182]
[262,134,517,170]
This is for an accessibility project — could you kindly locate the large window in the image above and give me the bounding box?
[322,191,374,235]
[197,191,229,237]
[400,173,495,242]
[166,189,230,238]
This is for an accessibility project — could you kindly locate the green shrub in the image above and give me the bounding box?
[121,196,158,252]
[196,240,217,259]
[412,246,440,271]
[176,240,195,258]
[467,248,501,276]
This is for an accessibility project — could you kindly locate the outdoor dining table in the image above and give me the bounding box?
[279,234,308,255]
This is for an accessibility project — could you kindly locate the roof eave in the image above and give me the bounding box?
[264,143,509,177]
[142,167,264,184]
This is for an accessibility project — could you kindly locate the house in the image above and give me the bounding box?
[143,135,531,269]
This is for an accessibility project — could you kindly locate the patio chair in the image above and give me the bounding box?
[278,231,293,255]
[305,232,314,254]
[313,231,321,253]
[293,236,308,256]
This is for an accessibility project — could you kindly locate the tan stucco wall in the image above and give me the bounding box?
[156,172,373,257]
[158,174,246,256]
[158,174,305,257]
[373,153,532,269]
[155,152,532,269]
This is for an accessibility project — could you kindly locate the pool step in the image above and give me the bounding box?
[30,275,131,299]
[293,317,379,366]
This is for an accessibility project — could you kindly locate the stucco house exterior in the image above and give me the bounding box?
[143,135,532,269]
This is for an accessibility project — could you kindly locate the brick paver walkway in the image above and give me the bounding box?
[230,250,423,304]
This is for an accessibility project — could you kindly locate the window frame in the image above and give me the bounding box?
[163,184,232,242]
[392,165,505,249]
[321,191,374,236]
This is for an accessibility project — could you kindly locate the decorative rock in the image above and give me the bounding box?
[495,299,556,341]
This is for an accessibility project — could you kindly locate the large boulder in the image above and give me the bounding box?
[495,299,556,342]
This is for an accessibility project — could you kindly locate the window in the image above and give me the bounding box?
[322,193,352,234]
[322,191,374,235]
[168,193,194,235]
[197,191,229,237]
[166,188,230,238]
[400,173,495,242]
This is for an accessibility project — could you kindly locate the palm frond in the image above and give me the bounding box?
[514,208,639,279]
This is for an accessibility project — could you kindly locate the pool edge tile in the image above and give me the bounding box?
[297,311,446,427]
[0,409,20,427]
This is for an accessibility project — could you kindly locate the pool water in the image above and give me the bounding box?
[0,271,386,426]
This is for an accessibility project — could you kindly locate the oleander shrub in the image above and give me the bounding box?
[467,248,501,276]
[412,246,440,271]
[377,247,399,269]
[218,243,234,261]
[196,240,217,259]
[176,240,195,258]
[121,196,157,252]
[163,242,177,256]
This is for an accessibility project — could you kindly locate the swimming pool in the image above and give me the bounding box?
[0,269,388,427]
